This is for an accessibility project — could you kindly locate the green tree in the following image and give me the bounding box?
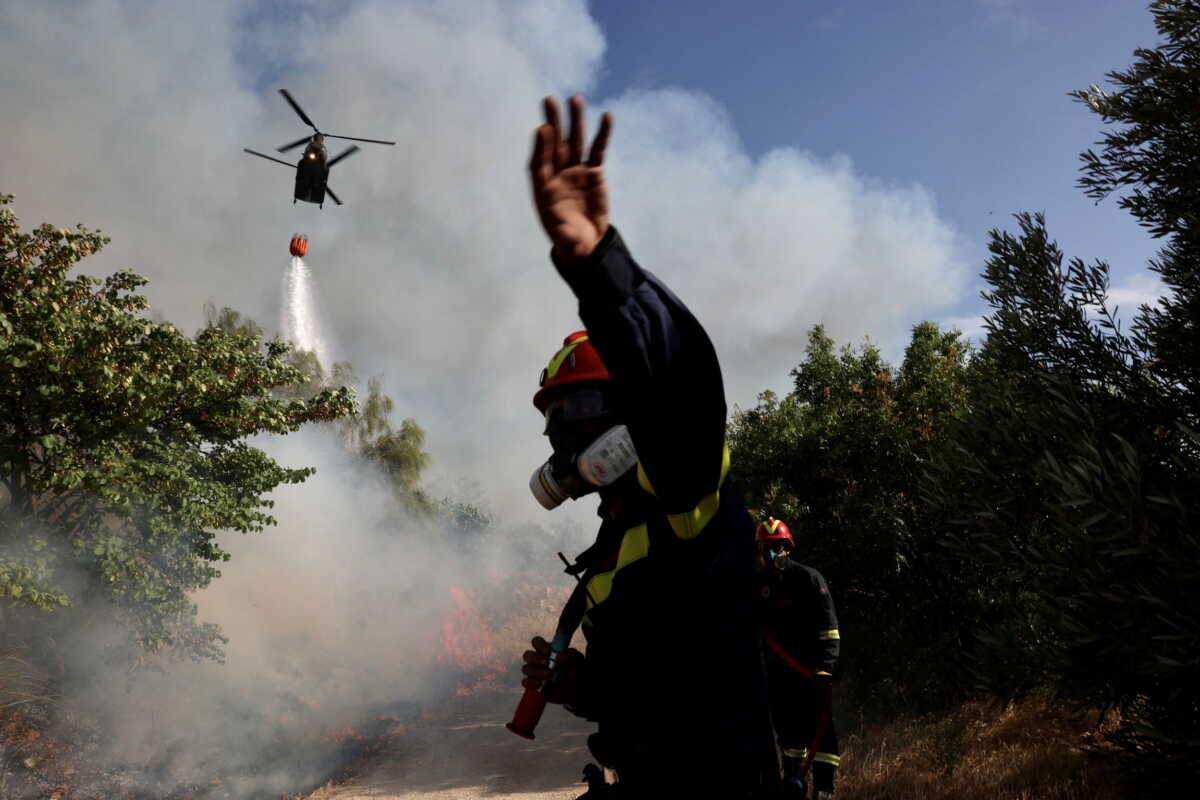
[1075,1,1200,417]
[730,322,975,709]
[924,1,1200,775]
[0,196,354,660]
[926,214,1200,783]
[204,304,435,515]
[343,377,433,514]
[437,496,497,549]
[202,303,356,402]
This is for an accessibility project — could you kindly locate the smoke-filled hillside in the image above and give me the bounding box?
[0,211,586,797]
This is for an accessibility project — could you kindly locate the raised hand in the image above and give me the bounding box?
[529,95,613,262]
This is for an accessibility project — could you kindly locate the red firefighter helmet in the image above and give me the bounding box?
[533,331,611,413]
[755,517,795,549]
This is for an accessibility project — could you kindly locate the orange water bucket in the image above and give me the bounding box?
[288,233,309,258]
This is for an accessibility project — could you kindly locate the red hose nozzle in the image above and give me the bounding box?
[506,685,548,739]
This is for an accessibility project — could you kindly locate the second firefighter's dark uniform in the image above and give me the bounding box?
[555,227,778,798]
[760,555,842,789]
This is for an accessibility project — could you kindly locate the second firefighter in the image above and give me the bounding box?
[758,516,842,799]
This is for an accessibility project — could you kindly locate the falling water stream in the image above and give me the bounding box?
[281,256,329,367]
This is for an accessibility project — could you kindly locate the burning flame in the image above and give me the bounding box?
[438,585,496,671]
[437,585,506,696]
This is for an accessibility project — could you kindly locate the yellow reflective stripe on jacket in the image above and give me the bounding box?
[582,442,731,626]
[582,524,650,626]
[616,523,650,571]
[546,335,589,380]
[782,749,840,767]
[583,571,614,626]
[665,445,732,540]
[818,629,840,640]
[636,460,656,495]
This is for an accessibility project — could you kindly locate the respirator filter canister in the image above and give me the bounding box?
[529,425,639,510]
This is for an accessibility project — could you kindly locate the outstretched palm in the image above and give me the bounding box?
[529,95,614,262]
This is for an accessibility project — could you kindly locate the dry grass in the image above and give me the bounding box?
[837,693,1127,800]
[0,649,56,712]
[0,746,15,800]
[0,648,56,800]
[485,582,570,666]
[299,592,1138,800]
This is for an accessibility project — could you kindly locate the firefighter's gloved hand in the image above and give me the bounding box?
[522,636,585,706]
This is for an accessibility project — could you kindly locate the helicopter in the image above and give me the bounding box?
[243,89,395,208]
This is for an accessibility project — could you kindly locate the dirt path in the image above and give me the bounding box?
[308,691,594,800]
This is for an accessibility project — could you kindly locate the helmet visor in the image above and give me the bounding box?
[542,388,615,434]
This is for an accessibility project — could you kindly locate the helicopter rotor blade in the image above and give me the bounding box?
[325,133,396,146]
[243,148,297,169]
[327,145,361,168]
[277,134,313,153]
[279,89,318,130]
[325,185,344,205]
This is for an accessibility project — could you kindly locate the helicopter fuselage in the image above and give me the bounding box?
[293,147,329,206]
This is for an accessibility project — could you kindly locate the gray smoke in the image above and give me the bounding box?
[1,0,973,526]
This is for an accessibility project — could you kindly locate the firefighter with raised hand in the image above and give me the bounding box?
[757,517,841,799]
[517,95,777,798]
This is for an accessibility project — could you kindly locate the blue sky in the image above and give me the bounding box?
[589,0,1164,337]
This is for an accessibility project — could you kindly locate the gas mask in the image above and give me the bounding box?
[530,385,639,511]
[530,423,638,510]
[758,544,790,571]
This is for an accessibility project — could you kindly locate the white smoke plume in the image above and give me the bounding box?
[1,0,969,527]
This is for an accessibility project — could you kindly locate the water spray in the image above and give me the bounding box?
[281,233,329,367]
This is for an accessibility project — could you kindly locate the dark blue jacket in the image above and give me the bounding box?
[554,227,775,785]
[760,557,841,679]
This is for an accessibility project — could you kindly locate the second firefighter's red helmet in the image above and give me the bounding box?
[533,331,611,412]
[756,517,795,549]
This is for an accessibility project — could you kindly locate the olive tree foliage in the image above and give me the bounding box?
[204,303,434,516]
[0,195,355,660]
[1076,1,1200,418]
[729,322,975,710]
[926,216,1200,782]
[924,0,1200,774]
[205,299,498,539]
[342,376,433,514]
